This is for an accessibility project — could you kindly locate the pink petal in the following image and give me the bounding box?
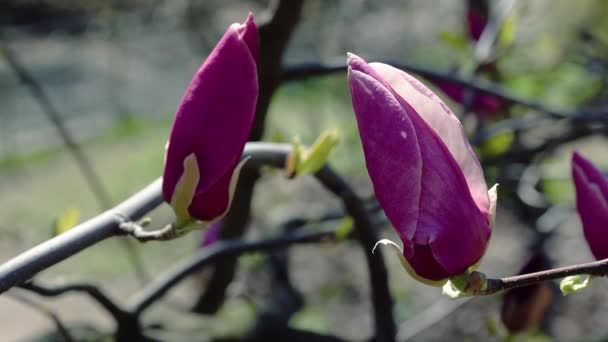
[348,66,419,256]
[370,62,490,216]
[406,93,490,276]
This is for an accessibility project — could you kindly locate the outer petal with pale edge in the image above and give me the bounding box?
[572,152,608,260]
[163,14,258,221]
[347,54,491,282]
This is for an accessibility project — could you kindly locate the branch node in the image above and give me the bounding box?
[115,213,181,242]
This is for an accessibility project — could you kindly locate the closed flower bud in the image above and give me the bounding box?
[347,53,497,284]
[572,152,608,260]
[163,14,258,224]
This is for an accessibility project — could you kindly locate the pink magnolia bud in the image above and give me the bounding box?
[467,0,489,42]
[163,14,258,222]
[347,54,497,283]
[572,152,608,260]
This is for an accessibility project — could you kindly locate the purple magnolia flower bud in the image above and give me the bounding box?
[163,14,258,222]
[347,54,497,284]
[467,0,489,42]
[572,152,608,260]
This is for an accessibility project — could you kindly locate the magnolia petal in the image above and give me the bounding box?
[369,62,490,216]
[218,157,250,222]
[170,154,200,225]
[572,152,608,260]
[401,85,491,277]
[348,64,420,254]
[188,157,249,222]
[235,13,258,63]
[373,239,447,286]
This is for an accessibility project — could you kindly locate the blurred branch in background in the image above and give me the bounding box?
[0,37,150,284]
[281,59,608,123]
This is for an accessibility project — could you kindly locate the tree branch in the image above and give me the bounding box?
[18,281,127,322]
[0,178,164,294]
[477,258,608,295]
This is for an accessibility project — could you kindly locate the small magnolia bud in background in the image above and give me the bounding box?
[347,53,497,284]
[571,152,608,261]
[501,252,556,333]
[466,0,489,42]
[200,221,222,248]
[162,14,258,225]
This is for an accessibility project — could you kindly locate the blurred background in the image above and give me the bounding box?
[1,0,608,341]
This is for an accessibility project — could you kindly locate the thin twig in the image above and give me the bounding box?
[477,258,608,295]
[18,281,128,321]
[128,227,337,316]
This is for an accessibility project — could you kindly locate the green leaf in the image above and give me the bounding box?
[480,131,514,157]
[293,129,339,176]
[437,31,468,51]
[560,275,593,295]
[334,216,354,241]
[498,15,518,49]
[53,207,80,236]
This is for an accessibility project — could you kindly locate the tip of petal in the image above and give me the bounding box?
[346,53,367,71]
[242,12,256,32]
[572,151,585,165]
[232,13,258,62]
